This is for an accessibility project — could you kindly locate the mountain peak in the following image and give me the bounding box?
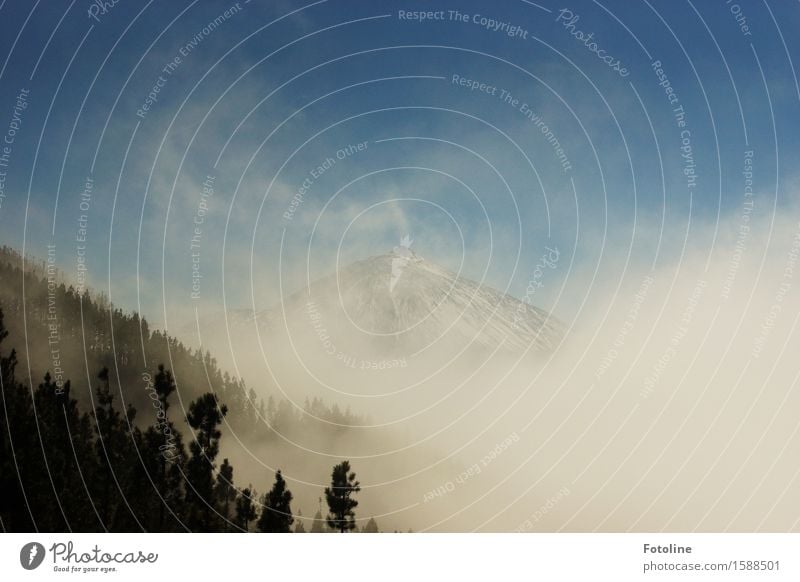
[389,235,421,261]
[253,250,563,357]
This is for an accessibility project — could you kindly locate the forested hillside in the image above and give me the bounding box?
[0,246,363,440]
[0,246,373,532]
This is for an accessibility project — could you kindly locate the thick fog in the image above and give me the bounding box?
[183,205,800,532]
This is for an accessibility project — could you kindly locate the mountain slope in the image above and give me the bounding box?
[255,249,563,357]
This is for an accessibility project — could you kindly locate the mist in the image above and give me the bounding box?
[173,199,800,532]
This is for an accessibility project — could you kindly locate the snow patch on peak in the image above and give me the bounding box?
[254,251,564,358]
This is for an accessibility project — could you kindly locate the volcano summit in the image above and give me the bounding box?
[247,249,564,360]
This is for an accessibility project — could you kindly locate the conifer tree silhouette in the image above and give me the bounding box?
[92,367,138,530]
[0,307,35,530]
[186,392,228,531]
[215,458,235,530]
[294,509,306,533]
[257,469,294,532]
[143,365,186,532]
[325,460,360,532]
[235,486,257,531]
[310,500,325,533]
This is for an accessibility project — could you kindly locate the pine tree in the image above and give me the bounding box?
[325,460,360,532]
[235,486,257,531]
[257,469,294,532]
[142,365,186,532]
[362,517,379,533]
[0,307,34,530]
[294,509,306,533]
[111,413,148,532]
[310,508,325,533]
[31,372,97,531]
[185,392,228,531]
[92,367,134,530]
[215,458,235,530]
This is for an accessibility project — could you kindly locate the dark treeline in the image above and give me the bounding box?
[0,246,363,449]
[0,246,380,532]
[0,306,376,533]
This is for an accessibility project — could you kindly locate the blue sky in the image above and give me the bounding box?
[0,0,798,327]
